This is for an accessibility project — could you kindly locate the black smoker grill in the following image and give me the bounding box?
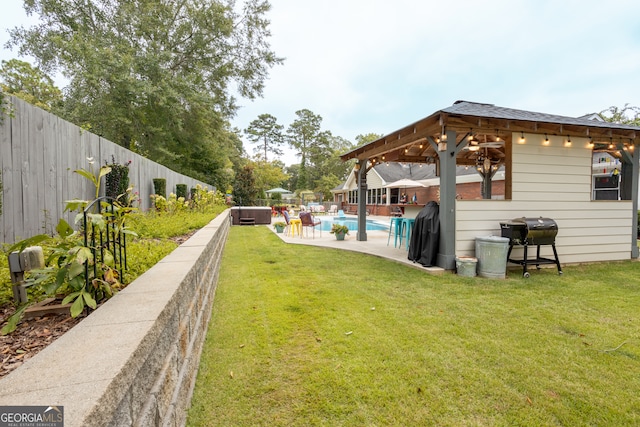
[500,217,562,278]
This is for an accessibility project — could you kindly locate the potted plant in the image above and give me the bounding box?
[329,223,349,241]
[273,221,287,234]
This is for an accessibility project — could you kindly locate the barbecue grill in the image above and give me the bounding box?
[500,217,562,278]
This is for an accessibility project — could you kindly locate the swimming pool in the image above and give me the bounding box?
[317,216,390,232]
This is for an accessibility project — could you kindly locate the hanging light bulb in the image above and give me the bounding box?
[543,134,550,146]
[564,135,572,147]
[519,132,526,144]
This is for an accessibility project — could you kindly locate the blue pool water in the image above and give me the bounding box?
[317,216,389,232]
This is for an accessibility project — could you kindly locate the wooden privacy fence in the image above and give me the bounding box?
[0,95,210,244]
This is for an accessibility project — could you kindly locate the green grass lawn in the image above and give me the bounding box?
[188,226,640,426]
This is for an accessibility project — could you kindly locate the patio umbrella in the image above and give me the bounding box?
[266,187,292,194]
[383,179,427,189]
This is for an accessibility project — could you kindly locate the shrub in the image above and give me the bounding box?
[167,193,188,214]
[153,178,166,198]
[191,184,225,212]
[151,194,168,211]
[176,184,187,199]
[105,156,132,205]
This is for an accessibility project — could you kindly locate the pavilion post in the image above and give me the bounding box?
[618,144,639,258]
[436,129,458,269]
[357,159,368,241]
[630,147,639,258]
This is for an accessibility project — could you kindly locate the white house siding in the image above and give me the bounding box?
[456,133,634,264]
[367,170,384,189]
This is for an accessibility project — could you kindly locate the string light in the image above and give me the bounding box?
[518,132,526,144]
[564,135,572,147]
[543,134,550,145]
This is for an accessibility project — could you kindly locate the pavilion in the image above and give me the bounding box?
[340,101,640,270]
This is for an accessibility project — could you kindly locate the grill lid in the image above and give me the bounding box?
[509,217,557,230]
[500,217,558,245]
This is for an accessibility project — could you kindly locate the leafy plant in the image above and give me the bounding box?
[329,223,349,235]
[73,157,110,200]
[273,221,286,229]
[151,194,167,211]
[2,159,137,332]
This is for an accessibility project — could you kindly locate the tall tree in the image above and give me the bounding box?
[286,109,327,190]
[8,0,282,187]
[0,59,62,111]
[244,113,284,161]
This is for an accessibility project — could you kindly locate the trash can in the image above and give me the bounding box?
[475,236,509,279]
[455,256,478,277]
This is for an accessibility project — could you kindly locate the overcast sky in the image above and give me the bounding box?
[3,1,640,165]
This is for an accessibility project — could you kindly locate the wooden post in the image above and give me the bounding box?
[357,159,368,241]
[436,130,457,270]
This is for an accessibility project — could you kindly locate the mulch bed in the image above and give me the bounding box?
[0,306,86,379]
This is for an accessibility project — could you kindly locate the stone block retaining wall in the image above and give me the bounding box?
[0,211,230,426]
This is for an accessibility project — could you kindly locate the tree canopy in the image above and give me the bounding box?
[244,113,284,161]
[0,59,62,111]
[8,0,282,189]
[599,104,640,126]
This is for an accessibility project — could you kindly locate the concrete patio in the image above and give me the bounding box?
[267,215,445,275]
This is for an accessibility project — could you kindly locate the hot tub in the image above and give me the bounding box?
[230,207,272,225]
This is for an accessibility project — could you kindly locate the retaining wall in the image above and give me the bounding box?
[0,210,230,426]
